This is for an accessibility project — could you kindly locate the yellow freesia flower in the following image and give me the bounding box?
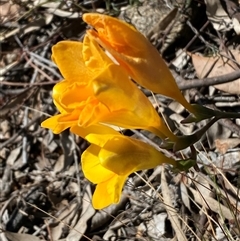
[71,125,176,209]
[41,35,177,141]
[82,13,195,113]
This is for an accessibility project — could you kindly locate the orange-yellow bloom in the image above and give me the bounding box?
[71,125,176,209]
[82,13,195,113]
[41,35,177,141]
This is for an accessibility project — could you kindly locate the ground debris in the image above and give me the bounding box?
[1,0,240,240]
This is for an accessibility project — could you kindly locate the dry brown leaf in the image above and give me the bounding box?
[0,87,37,117]
[0,3,20,23]
[137,213,167,239]
[217,0,240,34]
[53,154,65,173]
[215,138,240,154]
[4,231,44,241]
[205,0,240,34]
[188,186,236,220]
[206,121,231,149]
[233,18,240,35]
[50,201,78,241]
[66,185,95,241]
[90,194,128,231]
[197,172,240,211]
[195,174,211,198]
[192,51,240,94]
[180,182,191,210]
[161,167,187,241]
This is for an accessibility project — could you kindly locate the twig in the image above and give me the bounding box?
[22,69,38,165]
[73,142,82,205]
[32,57,62,79]
[206,104,240,136]
[219,119,240,136]
[24,54,55,82]
[44,220,53,241]
[26,202,93,241]
[185,19,216,52]
[188,186,236,220]
[22,108,29,165]
[1,81,59,87]
[1,115,42,149]
[175,69,240,90]
[0,87,37,117]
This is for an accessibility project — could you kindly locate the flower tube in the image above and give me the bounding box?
[41,35,177,141]
[71,125,176,209]
[83,13,195,113]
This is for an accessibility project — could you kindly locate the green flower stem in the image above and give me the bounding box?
[182,104,240,124]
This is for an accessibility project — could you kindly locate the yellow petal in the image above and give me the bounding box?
[92,174,126,209]
[83,13,194,113]
[57,109,80,123]
[50,37,176,140]
[91,64,136,111]
[52,41,93,82]
[99,135,176,175]
[52,80,70,113]
[60,85,94,110]
[53,81,94,111]
[70,124,120,146]
[81,145,115,184]
[98,109,176,140]
[83,13,143,54]
[82,143,127,209]
[41,115,75,134]
[82,35,113,71]
[91,64,176,140]
[77,101,110,127]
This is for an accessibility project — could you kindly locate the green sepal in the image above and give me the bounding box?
[173,159,196,172]
[174,117,219,151]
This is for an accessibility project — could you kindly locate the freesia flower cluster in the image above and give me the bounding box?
[41,14,198,209]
